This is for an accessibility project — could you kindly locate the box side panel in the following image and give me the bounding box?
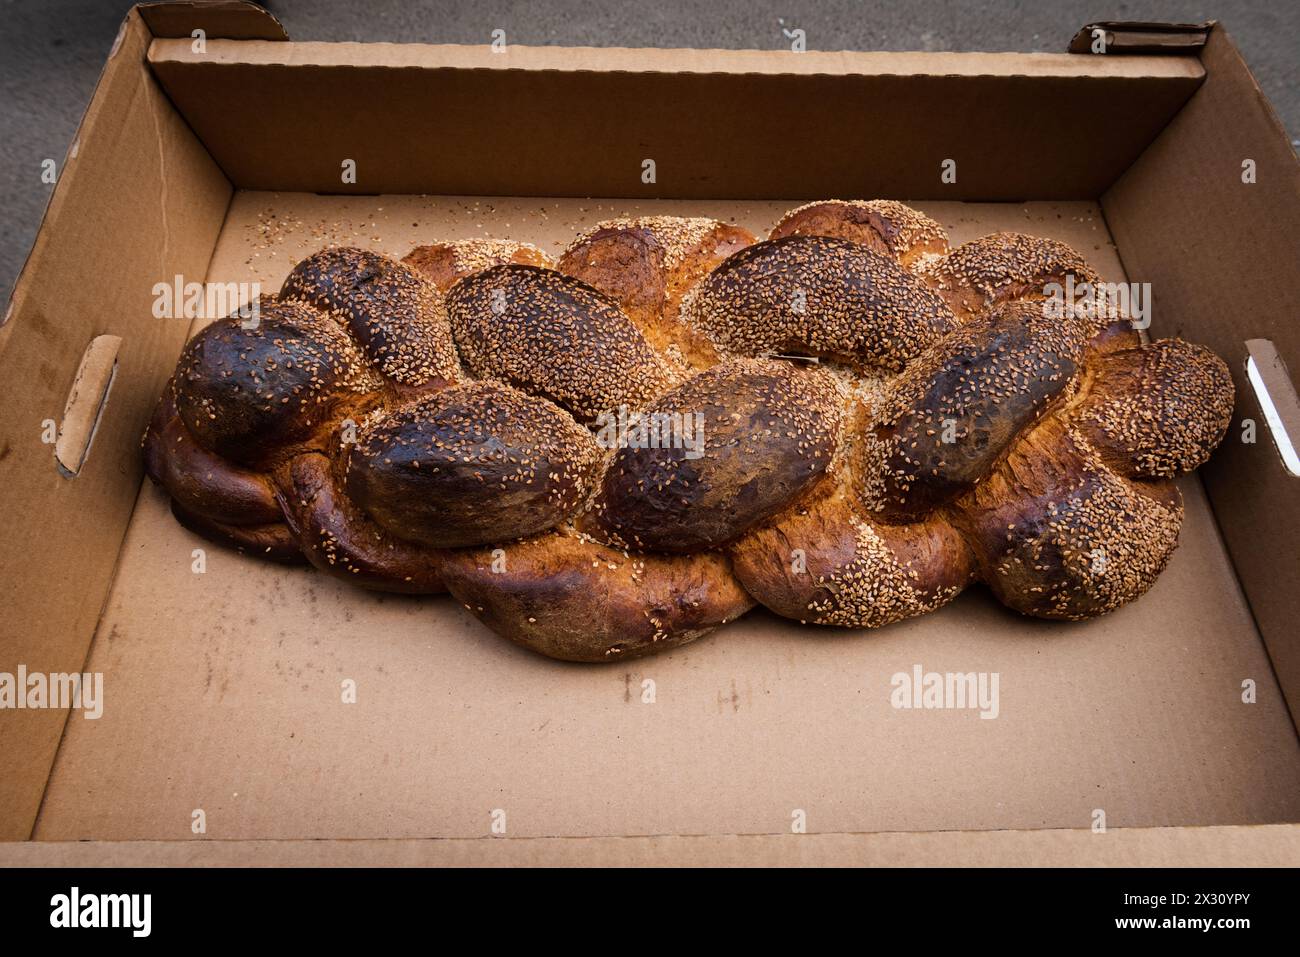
[0,11,232,839]
[2,824,1297,867]
[145,40,1203,200]
[1102,26,1300,729]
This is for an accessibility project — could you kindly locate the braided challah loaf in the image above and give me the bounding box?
[144,200,1234,661]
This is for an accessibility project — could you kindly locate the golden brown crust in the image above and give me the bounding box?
[920,232,1102,324]
[402,239,554,293]
[345,381,602,548]
[445,264,674,422]
[439,526,755,662]
[559,217,755,371]
[1072,339,1234,479]
[769,199,950,269]
[681,236,958,372]
[729,481,974,627]
[589,358,843,552]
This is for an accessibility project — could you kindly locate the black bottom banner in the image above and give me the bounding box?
[0,865,1289,943]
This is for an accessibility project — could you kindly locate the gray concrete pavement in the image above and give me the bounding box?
[2,0,1296,299]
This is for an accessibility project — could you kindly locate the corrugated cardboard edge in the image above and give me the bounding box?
[2,825,1297,867]
[149,38,1205,77]
[1068,21,1212,54]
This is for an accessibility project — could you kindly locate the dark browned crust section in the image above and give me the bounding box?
[172,298,381,467]
[859,300,1088,522]
[144,380,283,525]
[345,381,603,549]
[590,358,842,552]
[955,419,1185,620]
[170,500,303,565]
[277,453,446,593]
[439,527,755,662]
[445,264,673,422]
[280,246,461,386]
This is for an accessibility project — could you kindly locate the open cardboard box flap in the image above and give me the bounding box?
[0,2,1297,865]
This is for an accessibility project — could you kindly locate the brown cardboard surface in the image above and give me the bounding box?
[29,194,1300,844]
[145,40,1203,200]
[138,0,287,41]
[1102,25,1300,730]
[4,825,1299,867]
[0,9,232,840]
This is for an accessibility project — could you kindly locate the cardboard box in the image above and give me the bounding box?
[1,2,1297,866]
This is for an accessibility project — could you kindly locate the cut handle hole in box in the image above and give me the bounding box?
[55,334,120,477]
[1245,338,1300,477]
